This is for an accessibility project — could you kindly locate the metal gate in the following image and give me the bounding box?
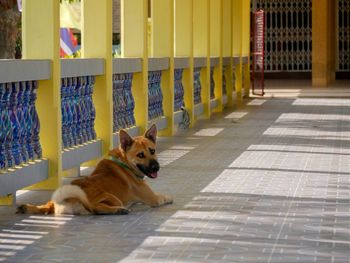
[255,0,312,72]
[337,0,350,72]
[252,9,265,96]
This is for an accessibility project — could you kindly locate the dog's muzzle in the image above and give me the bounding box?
[137,160,160,179]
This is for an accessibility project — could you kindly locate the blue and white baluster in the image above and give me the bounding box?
[88,76,96,140]
[18,82,29,163]
[24,81,34,160]
[0,84,7,170]
[81,76,89,143]
[3,84,14,168]
[31,81,42,159]
[9,82,23,166]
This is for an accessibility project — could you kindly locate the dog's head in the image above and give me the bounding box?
[118,124,160,179]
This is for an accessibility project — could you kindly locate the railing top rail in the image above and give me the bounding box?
[0,59,51,84]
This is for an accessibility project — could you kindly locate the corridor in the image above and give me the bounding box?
[1,82,350,263]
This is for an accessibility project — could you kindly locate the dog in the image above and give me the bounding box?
[17,124,173,215]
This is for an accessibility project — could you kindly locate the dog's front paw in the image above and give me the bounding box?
[160,195,173,206]
[115,207,130,215]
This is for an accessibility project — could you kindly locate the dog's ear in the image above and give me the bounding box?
[144,124,157,143]
[119,130,134,152]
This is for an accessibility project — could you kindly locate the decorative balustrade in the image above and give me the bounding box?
[148,71,164,120]
[210,67,215,99]
[113,73,136,132]
[174,69,185,111]
[194,67,202,105]
[61,76,96,149]
[0,81,42,171]
[222,67,227,95]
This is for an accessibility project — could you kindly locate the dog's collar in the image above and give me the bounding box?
[108,156,145,180]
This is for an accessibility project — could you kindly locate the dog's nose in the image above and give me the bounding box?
[149,160,160,171]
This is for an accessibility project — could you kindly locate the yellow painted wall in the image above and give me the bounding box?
[151,0,171,57]
[241,0,251,56]
[210,0,221,57]
[193,0,209,57]
[232,0,242,56]
[222,0,232,57]
[121,0,147,58]
[174,0,193,57]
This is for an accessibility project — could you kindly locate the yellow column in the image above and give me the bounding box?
[121,0,149,133]
[210,0,223,113]
[151,0,174,136]
[175,0,194,126]
[81,0,113,153]
[20,0,61,192]
[242,0,251,97]
[232,0,243,105]
[312,0,336,86]
[193,0,210,118]
[223,0,233,107]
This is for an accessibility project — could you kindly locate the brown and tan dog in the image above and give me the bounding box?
[17,125,173,215]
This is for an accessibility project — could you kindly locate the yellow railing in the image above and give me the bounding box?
[0,0,251,205]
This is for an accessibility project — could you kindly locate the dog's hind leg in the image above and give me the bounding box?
[91,193,129,215]
[17,201,55,215]
[92,203,129,215]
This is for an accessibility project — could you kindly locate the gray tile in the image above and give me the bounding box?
[1,86,350,262]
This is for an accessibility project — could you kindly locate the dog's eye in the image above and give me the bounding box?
[137,152,145,159]
[149,148,155,155]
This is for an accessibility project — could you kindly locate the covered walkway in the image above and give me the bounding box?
[1,81,350,262]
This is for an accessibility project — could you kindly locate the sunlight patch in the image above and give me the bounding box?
[225,112,248,119]
[158,149,190,166]
[29,215,73,221]
[0,244,26,250]
[21,219,67,225]
[276,113,350,121]
[201,168,305,197]
[194,128,224,136]
[169,145,196,150]
[2,229,48,235]
[0,233,42,240]
[0,227,51,261]
[247,99,266,106]
[0,239,34,245]
[293,98,350,107]
[201,169,249,193]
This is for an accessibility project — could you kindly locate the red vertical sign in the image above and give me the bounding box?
[252,10,265,96]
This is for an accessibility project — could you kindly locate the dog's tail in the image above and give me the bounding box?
[17,185,92,215]
[16,200,55,215]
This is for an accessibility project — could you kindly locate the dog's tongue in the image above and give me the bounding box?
[148,172,158,179]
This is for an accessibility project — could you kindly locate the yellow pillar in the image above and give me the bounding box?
[210,0,223,113]
[121,0,149,133]
[81,0,113,153]
[223,0,234,107]
[151,0,174,136]
[242,0,251,97]
[175,0,194,126]
[193,0,210,118]
[232,0,243,105]
[312,0,336,86]
[20,0,61,192]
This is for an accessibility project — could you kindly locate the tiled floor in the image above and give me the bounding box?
[1,81,350,262]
